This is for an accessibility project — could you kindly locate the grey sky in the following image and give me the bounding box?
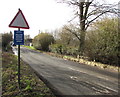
[0,0,119,38]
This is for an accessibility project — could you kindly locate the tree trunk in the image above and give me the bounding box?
[78,31,86,56]
[78,2,86,56]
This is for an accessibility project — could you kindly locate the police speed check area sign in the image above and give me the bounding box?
[14,30,24,45]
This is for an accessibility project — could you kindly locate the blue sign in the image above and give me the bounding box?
[14,30,24,45]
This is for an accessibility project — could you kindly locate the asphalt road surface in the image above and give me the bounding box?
[13,46,119,97]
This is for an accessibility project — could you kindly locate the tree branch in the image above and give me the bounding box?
[64,26,81,40]
[85,11,109,30]
[84,2,92,19]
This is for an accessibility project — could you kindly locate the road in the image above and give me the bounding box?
[13,46,119,97]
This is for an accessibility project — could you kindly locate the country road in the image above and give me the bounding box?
[13,46,119,97]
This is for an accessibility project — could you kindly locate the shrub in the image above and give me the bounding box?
[2,32,13,51]
[50,44,78,56]
[50,44,66,54]
[85,18,119,66]
[32,33,54,51]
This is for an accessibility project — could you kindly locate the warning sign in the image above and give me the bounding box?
[9,9,29,29]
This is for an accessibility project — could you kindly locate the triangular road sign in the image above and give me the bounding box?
[9,9,29,29]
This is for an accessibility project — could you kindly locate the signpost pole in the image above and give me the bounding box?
[18,28,21,89]
[9,9,29,89]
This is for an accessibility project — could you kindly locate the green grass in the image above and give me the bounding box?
[2,52,56,97]
[23,46,35,50]
[23,45,43,53]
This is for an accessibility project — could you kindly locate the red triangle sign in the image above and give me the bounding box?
[9,9,29,29]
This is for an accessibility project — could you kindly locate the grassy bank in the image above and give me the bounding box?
[2,52,56,97]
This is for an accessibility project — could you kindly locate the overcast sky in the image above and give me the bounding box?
[0,0,119,38]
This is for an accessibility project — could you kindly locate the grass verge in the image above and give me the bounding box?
[23,46,119,72]
[22,46,35,50]
[47,53,119,72]
[2,52,56,97]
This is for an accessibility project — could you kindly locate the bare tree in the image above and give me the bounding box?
[57,0,119,55]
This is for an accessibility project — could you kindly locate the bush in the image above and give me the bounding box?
[2,32,13,51]
[50,44,78,56]
[50,44,67,54]
[66,46,78,57]
[85,18,119,66]
[32,33,54,51]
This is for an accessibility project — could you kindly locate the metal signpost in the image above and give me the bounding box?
[9,9,29,89]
